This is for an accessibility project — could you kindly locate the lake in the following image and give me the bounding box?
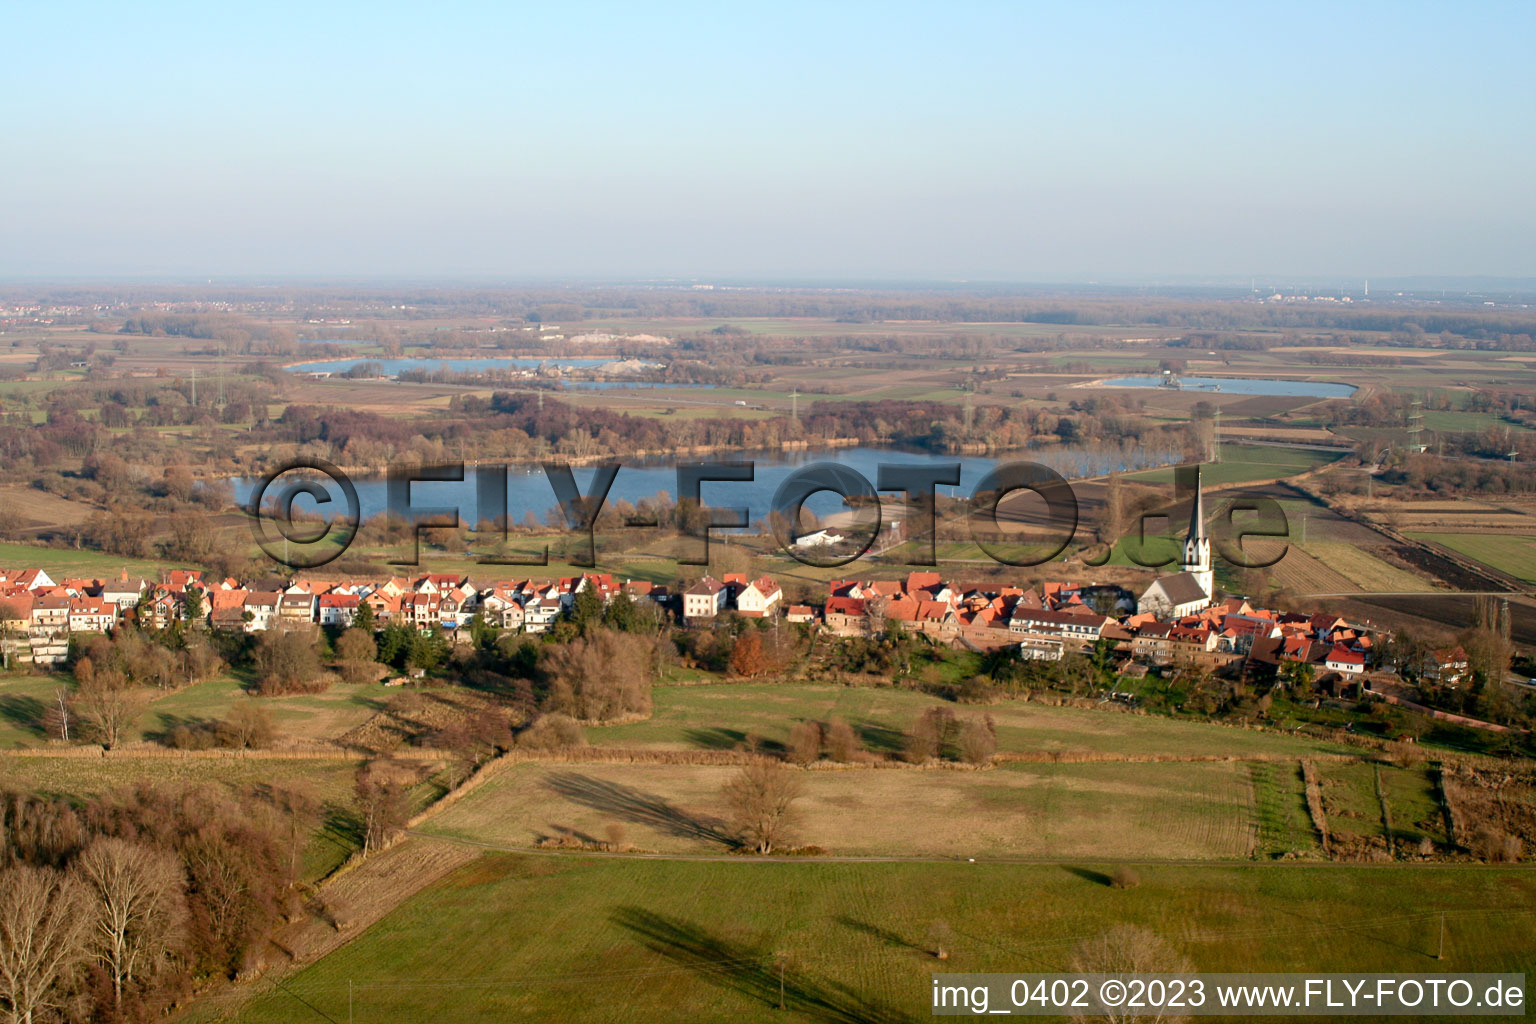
[232,442,1183,528]
[1096,375,1356,398]
[285,355,703,390]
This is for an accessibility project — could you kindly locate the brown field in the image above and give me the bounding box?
[419,760,1261,861]
[0,483,99,529]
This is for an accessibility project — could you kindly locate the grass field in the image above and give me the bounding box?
[0,540,173,579]
[417,760,1261,861]
[1122,445,1340,486]
[215,852,1536,1024]
[590,683,1352,761]
[1406,532,1536,584]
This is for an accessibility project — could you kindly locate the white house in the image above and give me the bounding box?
[735,577,782,618]
[1325,646,1366,676]
[683,577,728,620]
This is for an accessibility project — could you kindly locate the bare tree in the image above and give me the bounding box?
[723,761,804,854]
[1069,924,1194,1024]
[0,865,88,1024]
[958,715,997,765]
[76,838,186,1009]
[354,761,412,856]
[70,670,145,750]
[223,701,276,749]
[823,718,861,763]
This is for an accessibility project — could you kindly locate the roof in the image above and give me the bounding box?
[1145,572,1209,608]
[825,596,867,616]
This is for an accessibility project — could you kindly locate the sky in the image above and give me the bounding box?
[3,1,1534,282]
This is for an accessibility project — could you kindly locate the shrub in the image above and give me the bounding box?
[786,720,823,765]
[824,718,861,763]
[516,713,587,751]
[1110,865,1141,889]
[958,714,997,765]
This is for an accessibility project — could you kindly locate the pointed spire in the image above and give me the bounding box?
[1187,465,1206,543]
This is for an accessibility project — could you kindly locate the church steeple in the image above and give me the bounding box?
[1182,465,1213,601]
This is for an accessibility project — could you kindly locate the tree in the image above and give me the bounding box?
[354,761,411,856]
[903,706,955,763]
[252,627,324,695]
[824,718,861,763]
[76,838,186,1010]
[540,629,655,722]
[406,628,449,674]
[729,629,769,678]
[223,701,275,749]
[1069,924,1194,1024]
[957,714,997,765]
[183,586,204,627]
[335,628,378,684]
[569,586,605,634]
[723,761,803,854]
[350,598,375,634]
[70,669,145,750]
[786,720,823,765]
[0,865,88,1024]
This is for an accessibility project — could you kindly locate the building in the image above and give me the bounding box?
[683,577,728,621]
[735,577,783,618]
[1325,646,1366,676]
[1138,467,1214,618]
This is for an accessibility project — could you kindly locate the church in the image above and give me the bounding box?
[1136,467,1214,619]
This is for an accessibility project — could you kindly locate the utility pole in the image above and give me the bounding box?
[1437,914,1445,960]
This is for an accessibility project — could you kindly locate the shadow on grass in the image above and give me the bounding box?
[853,722,906,756]
[835,917,926,956]
[612,907,915,1024]
[682,727,786,756]
[1062,865,1112,887]
[543,771,736,848]
[0,694,46,738]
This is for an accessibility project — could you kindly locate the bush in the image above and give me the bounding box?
[1110,865,1141,889]
[516,713,586,751]
[958,714,997,765]
[786,720,823,765]
[824,718,861,763]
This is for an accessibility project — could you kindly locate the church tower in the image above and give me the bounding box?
[1182,465,1213,601]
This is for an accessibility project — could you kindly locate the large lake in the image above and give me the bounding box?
[232,443,1182,527]
[1096,375,1355,398]
[286,355,702,390]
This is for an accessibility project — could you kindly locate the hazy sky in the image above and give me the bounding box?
[4,1,1533,281]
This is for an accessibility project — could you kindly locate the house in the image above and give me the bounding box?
[28,593,70,633]
[1016,636,1065,661]
[1424,646,1469,685]
[208,590,249,631]
[1008,607,1109,646]
[102,575,148,610]
[793,529,844,549]
[823,596,868,635]
[1324,646,1366,676]
[12,569,56,592]
[785,604,817,625]
[1131,621,1174,664]
[523,596,562,634]
[279,591,317,626]
[683,577,728,621]
[317,592,360,627]
[735,577,782,618]
[67,597,117,634]
[243,592,283,632]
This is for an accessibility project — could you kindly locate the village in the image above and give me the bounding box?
[0,476,1475,702]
